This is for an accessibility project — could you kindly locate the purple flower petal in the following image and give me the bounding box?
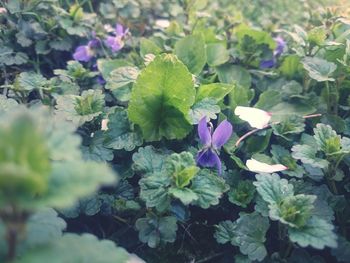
[196,149,222,174]
[260,59,276,69]
[274,36,286,57]
[212,120,232,149]
[198,117,211,146]
[73,45,93,62]
[115,24,125,36]
[104,36,123,52]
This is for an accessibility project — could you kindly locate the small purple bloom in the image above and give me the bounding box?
[196,117,233,175]
[104,23,129,53]
[73,39,99,62]
[260,36,286,69]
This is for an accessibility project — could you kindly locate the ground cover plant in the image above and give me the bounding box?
[1,0,350,262]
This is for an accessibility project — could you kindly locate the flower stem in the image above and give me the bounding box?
[235,113,322,147]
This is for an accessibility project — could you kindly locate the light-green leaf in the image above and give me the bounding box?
[189,98,220,124]
[128,54,195,141]
[302,57,337,82]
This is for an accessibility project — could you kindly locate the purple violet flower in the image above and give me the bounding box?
[104,23,129,53]
[196,117,233,175]
[260,36,286,69]
[73,39,99,62]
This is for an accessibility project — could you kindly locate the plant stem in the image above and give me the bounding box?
[235,113,322,147]
[325,80,331,113]
[6,226,18,262]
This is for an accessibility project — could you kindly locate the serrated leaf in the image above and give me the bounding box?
[168,187,198,205]
[214,220,237,244]
[228,180,255,208]
[302,57,337,82]
[17,72,48,91]
[81,131,113,162]
[233,212,270,261]
[55,89,105,126]
[0,95,18,114]
[313,123,341,155]
[269,194,316,228]
[0,47,28,66]
[135,214,178,248]
[189,98,220,124]
[105,66,139,90]
[288,217,337,249]
[191,169,229,208]
[271,115,305,140]
[132,146,169,176]
[16,233,131,263]
[128,54,195,141]
[271,145,304,178]
[291,144,329,169]
[253,173,294,205]
[104,109,143,151]
[174,34,207,75]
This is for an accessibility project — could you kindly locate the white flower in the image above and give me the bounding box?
[101,119,109,131]
[234,106,272,129]
[246,159,287,173]
[155,19,170,28]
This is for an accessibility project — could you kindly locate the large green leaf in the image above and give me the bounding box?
[174,34,207,75]
[128,54,195,141]
[16,233,132,263]
[132,146,169,176]
[302,57,337,82]
[288,217,337,249]
[206,43,230,67]
[195,83,234,102]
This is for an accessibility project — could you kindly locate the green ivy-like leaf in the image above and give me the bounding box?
[0,95,18,114]
[168,187,198,205]
[195,83,234,103]
[288,217,337,249]
[188,98,220,124]
[271,145,304,178]
[105,66,140,90]
[132,146,169,176]
[271,115,305,141]
[313,123,341,155]
[228,180,255,208]
[16,72,48,91]
[104,108,143,151]
[128,54,195,141]
[302,57,337,82]
[191,169,229,209]
[55,89,105,125]
[16,233,131,263]
[253,173,294,205]
[81,131,114,162]
[214,220,237,244]
[135,214,178,248]
[291,144,329,169]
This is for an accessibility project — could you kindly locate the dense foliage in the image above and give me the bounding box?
[1,0,350,262]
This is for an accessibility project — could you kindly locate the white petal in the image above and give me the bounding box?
[0,8,7,14]
[101,119,109,131]
[234,106,272,129]
[155,19,170,28]
[246,159,287,173]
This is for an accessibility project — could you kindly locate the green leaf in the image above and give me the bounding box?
[165,152,199,188]
[313,123,341,155]
[206,43,230,67]
[331,236,350,263]
[128,54,195,141]
[279,55,301,78]
[253,173,294,205]
[140,38,162,57]
[288,217,337,249]
[0,95,18,114]
[139,172,171,211]
[270,145,304,178]
[16,233,131,263]
[97,59,132,79]
[19,208,66,251]
[269,194,316,228]
[233,212,270,261]
[17,72,48,91]
[132,146,168,176]
[235,24,276,50]
[195,83,234,102]
[214,220,236,244]
[81,131,114,162]
[104,109,143,151]
[0,46,28,66]
[174,34,207,75]
[105,66,140,90]
[307,27,327,46]
[216,64,252,87]
[168,187,198,205]
[189,98,220,124]
[191,169,229,208]
[55,89,105,125]
[135,214,178,248]
[245,129,272,154]
[271,115,305,140]
[291,144,329,169]
[302,57,337,82]
[228,180,255,208]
